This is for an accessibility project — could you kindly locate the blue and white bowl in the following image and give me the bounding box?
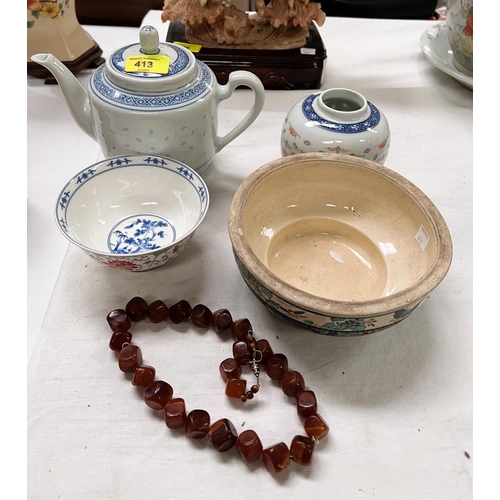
[56,155,209,271]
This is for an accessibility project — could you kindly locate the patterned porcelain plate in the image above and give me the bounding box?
[420,23,473,90]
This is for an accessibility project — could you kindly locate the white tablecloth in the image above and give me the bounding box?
[27,12,473,499]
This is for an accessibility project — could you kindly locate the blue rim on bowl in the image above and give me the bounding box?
[55,154,209,271]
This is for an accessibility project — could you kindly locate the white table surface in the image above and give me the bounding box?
[27,11,474,499]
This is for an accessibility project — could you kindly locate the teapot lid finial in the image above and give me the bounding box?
[139,25,160,55]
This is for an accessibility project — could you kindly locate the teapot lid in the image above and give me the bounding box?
[105,25,198,92]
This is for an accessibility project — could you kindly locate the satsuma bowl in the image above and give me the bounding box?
[228,153,452,335]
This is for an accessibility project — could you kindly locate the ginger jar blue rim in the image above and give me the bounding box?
[302,93,381,133]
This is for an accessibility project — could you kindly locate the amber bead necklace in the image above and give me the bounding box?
[106,296,329,474]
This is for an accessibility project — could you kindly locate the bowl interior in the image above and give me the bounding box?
[57,156,208,255]
[240,158,440,303]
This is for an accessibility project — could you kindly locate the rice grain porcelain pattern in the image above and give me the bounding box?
[228,153,453,336]
[56,154,209,272]
[281,88,390,165]
[31,25,265,175]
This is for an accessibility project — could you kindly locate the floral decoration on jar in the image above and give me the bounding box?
[27,0,70,29]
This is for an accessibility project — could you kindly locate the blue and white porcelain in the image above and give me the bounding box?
[31,25,265,175]
[56,154,209,271]
[281,88,390,165]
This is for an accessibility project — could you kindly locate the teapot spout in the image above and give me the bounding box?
[31,53,95,140]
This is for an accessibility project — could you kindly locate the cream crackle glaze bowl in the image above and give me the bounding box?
[228,153,453,336]
[32,25,265,175]
[281,88,390,165]
[56,154,209,272]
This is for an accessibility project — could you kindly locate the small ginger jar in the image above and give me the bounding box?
[281,88,390,165]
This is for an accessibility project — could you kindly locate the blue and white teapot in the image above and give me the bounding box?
[32,25,265,175]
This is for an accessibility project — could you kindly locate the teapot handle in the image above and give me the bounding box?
[214,71,265,154]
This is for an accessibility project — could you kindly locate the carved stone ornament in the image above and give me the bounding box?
[161,0,326,50]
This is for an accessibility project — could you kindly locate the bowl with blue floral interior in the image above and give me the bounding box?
[55,154,209,271]
[228,153,453,336]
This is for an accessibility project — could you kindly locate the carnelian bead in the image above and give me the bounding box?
[295,390,318,418]
[290,435,314,466]
[169,300,192,324]
[236,429,263,464]
[211,309,233,333]
[185,409,210,439]
[225,378,247,399]
[109,331,132,352]
[191,304,212,328]
[231,318,253,341]
[164,398,187,429]
[118,345,142,373]
[266,353,288,380]
[219,358,242,381]
[125,296,148,322]
[256,339,273,363]
[132,365,156,387]
[106,309,131,332]
[208,418,238,452]
[143,380,174,410]
[261,442,291,474]
[304,413,329,441]
[281,370,305,397]
[233,341,252,364]
[146,300,169,323]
